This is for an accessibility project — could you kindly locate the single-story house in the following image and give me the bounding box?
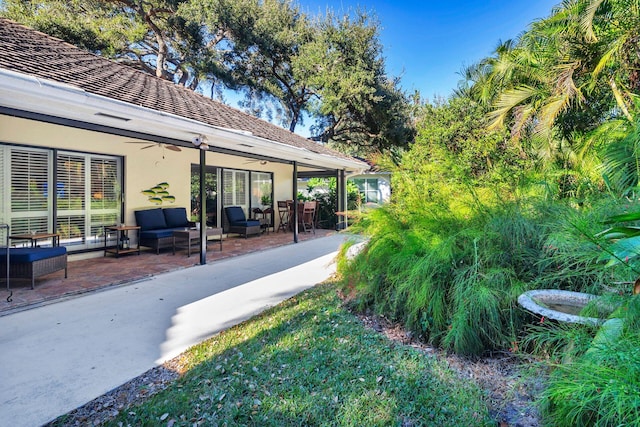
[0,18,368,262]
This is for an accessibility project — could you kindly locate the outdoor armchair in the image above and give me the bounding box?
[224,206,261,238]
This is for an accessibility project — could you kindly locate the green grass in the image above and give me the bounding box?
[104,282,492,426]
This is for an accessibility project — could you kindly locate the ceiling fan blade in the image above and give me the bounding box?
[243,159,268,165]
[165,144,182,152]
[140,144,156,150]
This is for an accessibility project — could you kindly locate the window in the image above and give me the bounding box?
[87,156,121,247]
[221,168,273,226]
[0,144,122,251]
[251,172,272,209]
[354,178,380,204]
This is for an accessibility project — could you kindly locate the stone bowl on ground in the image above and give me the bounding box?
[517,289,608,325]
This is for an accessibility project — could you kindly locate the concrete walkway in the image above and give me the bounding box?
[0,233,351,427]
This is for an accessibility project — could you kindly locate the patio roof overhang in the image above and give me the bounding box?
[0,68,368,174]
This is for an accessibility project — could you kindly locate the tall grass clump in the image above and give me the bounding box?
[533,198,639,294]
[539,295,640,426]
[339,194,640,356]
[339,198,553,355]
[338,95,640,356]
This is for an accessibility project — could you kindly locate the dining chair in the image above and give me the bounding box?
[277,201,289,232]
[301,201,316,234]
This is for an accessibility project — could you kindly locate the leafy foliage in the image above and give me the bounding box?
[336,91,640,356]
[302,178,360,229]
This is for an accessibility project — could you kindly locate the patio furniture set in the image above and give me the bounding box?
[1,203,317,290]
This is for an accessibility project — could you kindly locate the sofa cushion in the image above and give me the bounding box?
[140,227,188,240]
[0,246,67,263]
[163,207,190,228]
[135,208,167,231]
[229,220,261,227]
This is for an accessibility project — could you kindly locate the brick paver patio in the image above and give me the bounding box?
[1,229,335,315]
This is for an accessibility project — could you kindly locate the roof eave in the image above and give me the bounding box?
[0,68,368,173]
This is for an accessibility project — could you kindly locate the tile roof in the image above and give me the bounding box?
[0,18,358,163]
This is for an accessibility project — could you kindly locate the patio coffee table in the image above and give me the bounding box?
[172,227,222,257]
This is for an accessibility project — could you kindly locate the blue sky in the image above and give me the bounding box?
[299,0,559,99]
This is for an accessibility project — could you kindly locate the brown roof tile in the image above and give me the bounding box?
[0,18,358,163]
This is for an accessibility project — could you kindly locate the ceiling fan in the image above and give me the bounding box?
[124,141,182,158]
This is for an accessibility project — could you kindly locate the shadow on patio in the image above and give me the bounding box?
[1,229,335,316]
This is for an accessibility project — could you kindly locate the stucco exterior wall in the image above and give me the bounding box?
[1,115,313,230]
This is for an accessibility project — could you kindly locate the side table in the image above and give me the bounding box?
[104,225,141,257]
[253,209,272,234]
[173,227,223,257]
[9,232,60,247]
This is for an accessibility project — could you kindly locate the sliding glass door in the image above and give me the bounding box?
[190,164,218,226]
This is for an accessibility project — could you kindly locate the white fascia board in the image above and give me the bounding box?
[0,69,368,172]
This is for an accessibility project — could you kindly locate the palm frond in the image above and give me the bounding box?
[581,0,606,42]
[554,62,583,103]
[609,77,634,122]
[487,85,539,130]
[593,36,628,78]
[535,93,572,133]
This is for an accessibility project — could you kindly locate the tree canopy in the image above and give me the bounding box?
[1,0,415,155]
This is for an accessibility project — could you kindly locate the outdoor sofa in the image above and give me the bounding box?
[0,246,68,289]
[134,207,195,254]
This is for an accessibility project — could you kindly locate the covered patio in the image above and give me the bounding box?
[1,229,335,316]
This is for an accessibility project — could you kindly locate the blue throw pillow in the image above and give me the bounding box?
[135,208,167,231]
[163,207,189,228]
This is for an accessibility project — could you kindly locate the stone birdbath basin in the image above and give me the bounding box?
[518,290,605,325]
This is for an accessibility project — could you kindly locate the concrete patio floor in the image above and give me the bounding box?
[1,229,333,315]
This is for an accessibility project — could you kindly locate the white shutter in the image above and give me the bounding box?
[236,171,247,205]
[0,146,6,243]
[56,153,86,245]
[10,149,50,234]
[222,170,249,207]
[223,170,235,206]
[88,157,120,246]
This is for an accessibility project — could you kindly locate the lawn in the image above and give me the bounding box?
[100,282,492,426]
